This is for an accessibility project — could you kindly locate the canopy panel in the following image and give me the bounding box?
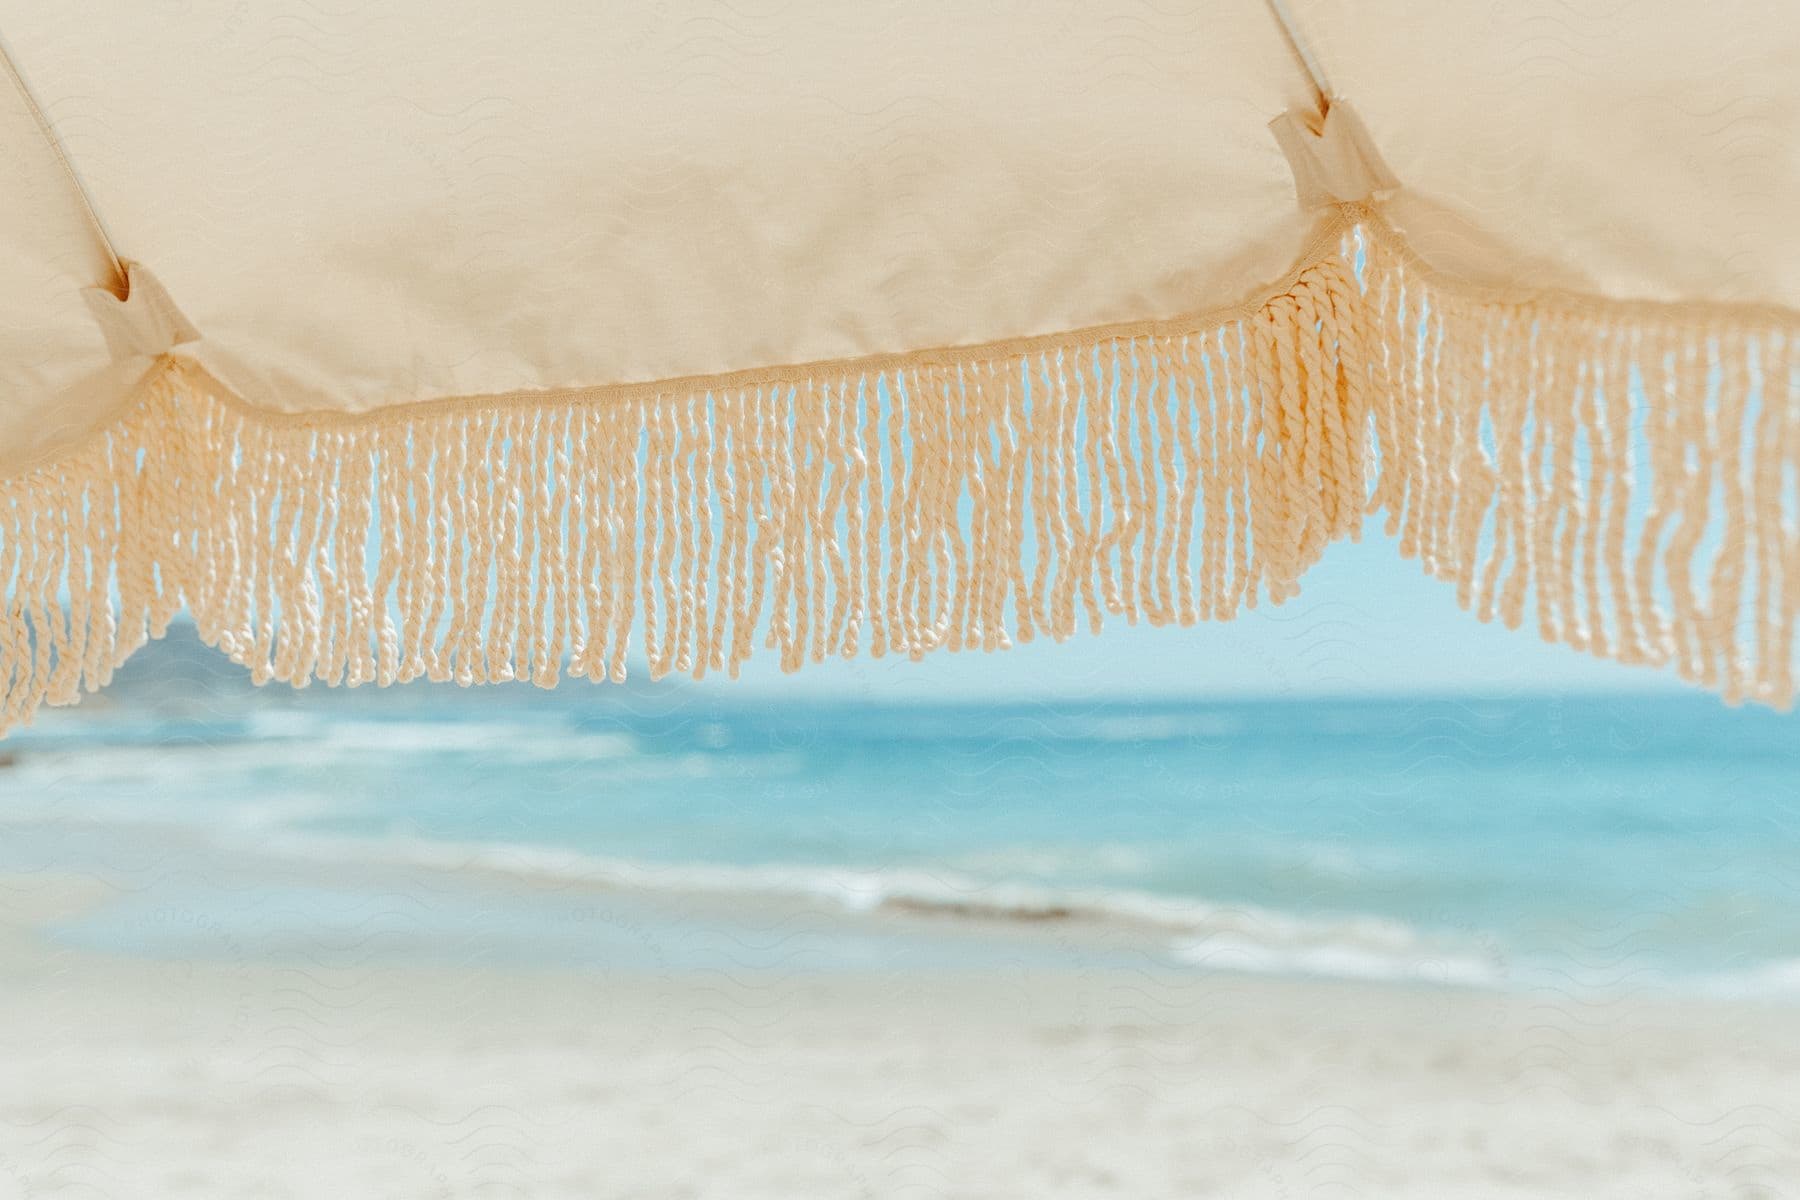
[1314,0,1800,306]
[1,0,1319,452]
[3,1,1800,732]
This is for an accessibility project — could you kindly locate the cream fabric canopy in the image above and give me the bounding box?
[3,1,1799,732]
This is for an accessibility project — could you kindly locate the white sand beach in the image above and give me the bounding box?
[3,872,1798,1199]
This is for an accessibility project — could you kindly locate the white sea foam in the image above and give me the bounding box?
[1169,932,1509,989]
[231,828,1507,988]
[1077,713,1246,742]
[3,718,642,782]
[1686,958,1800,1001]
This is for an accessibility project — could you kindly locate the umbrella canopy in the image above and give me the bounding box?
[3,1,1799,733]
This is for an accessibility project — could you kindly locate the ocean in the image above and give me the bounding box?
[3,627,1798,1000]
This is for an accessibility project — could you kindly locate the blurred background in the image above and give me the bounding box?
[2,528,1798,1198]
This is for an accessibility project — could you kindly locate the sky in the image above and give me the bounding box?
[719,526,1674,703]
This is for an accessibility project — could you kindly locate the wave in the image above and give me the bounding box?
[1686,958,1800,1002]
[238,829,1512,989]
[1167,931,1507,989]
[13,803,1795,999]
[0,715,656,803]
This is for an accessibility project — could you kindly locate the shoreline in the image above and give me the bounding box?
[8,818,1796,1006]
[8,816,1800,1005]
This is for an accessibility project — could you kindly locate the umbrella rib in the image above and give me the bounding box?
[0,23,128,295]
[1264,0,1334,110]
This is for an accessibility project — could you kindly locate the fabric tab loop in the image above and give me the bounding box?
[82,262,201,361]
[1270,100,1398,209]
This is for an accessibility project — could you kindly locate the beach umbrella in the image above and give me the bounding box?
[2,1,1797,734]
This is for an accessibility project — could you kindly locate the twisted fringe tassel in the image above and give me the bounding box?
[1356,228,1800,708]
[2,219,1797,733]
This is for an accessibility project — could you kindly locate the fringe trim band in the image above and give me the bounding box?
[3,216,1797,732]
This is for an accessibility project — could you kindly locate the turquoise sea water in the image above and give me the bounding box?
[3,629,1798,997]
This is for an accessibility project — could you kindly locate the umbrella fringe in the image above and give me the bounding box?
[1358,225,1798,708]
[2,217,1796,732]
